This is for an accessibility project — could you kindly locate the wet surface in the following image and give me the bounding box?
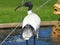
[0,26,60,45]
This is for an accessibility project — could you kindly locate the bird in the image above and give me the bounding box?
[15,1,41,45]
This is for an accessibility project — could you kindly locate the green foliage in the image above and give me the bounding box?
[0,0,59,23]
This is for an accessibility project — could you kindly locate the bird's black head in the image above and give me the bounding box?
[24,1,33,10]
[15,1,33,11]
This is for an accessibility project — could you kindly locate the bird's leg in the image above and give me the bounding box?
[32,30,39,39]
[36,31,39,39]
[37,33,38,39]
[26,40,28,45]
[34,36,36,45]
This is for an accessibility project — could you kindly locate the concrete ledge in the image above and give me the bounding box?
[0,21,59,36]
[41,21,58,26]
[0,21,59,28]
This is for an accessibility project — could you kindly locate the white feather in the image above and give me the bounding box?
[22,10,41,40]
[22,10,41,31]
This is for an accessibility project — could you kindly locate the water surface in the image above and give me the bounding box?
[0,26,60,45]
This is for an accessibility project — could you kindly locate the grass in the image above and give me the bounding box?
[0,0,59,23]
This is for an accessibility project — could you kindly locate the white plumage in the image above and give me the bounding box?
[22,10,41,31]
[22,10,41,40]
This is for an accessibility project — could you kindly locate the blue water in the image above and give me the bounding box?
[2,27,56,45]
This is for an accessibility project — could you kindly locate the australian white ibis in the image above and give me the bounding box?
[15,1,41,45]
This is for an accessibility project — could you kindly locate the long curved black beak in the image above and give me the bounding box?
[15,4,24,11]
[15,1,33,11]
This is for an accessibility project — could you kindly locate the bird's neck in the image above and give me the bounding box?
[27,10,32,15]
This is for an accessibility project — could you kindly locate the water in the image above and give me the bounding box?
[0,26,60,45]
